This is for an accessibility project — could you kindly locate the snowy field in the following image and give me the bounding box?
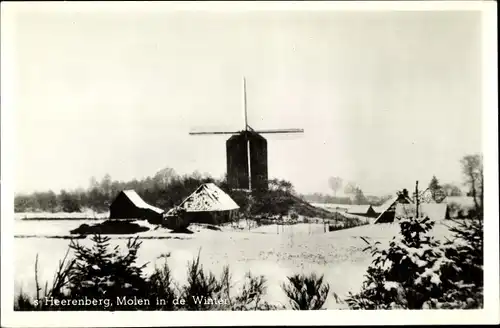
[14,211,109,220]
[13,217,456,309]
[310,203,351,212]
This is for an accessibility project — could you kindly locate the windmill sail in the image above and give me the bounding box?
[189,77,304,191]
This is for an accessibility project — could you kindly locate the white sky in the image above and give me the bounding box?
[12,9,482,196]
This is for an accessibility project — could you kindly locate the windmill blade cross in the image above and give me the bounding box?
[253,128,304,134]
[189,131,241,135]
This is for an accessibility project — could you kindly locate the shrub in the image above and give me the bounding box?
[15,236,330,311]
[14,247,76,311]
[281,273,330,310]
[147,261,177,310]
[14,290,37,311]
[179,255,280,310]
[426,217,483,309]
[345,214,484,310]
[181,250,227,311]
[232,272,268,310]
[345,216,446,309]
[66,235,150,310]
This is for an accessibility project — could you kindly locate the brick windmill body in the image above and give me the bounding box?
[190,78,304,192]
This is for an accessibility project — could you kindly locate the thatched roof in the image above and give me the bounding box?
[179,183,240,212]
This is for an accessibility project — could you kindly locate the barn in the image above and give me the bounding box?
[346,205,378,218]
[175,183,240,224]
[109,190,164,222]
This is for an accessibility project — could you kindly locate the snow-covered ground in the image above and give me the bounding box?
[310,203,351,212]
[12,217,457,309]
[15,211,109,220]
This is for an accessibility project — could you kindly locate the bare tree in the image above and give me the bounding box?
[153,167,177,187]
[328,177,343,197]
[460,154,483,213]
[344,181,357,196]
[100,174,113,198]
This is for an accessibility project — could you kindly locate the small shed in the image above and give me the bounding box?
[175,183,240,224]
[346,205,377,218]
[109,190,164,222]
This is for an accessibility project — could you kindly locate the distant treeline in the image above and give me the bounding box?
[300,193,392,206]
[14,168,219,213]
[14,168,307,216]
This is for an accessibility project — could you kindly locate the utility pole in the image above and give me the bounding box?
[415,181,419,218]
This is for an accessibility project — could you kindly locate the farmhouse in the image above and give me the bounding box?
[443,196,477,218]
[109,190,164,222]
[175,183,240,224]
[346,205,377,218]
[374,190,413,224]
[394,203,450,222]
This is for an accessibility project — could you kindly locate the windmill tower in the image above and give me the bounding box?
[189,77,304,191]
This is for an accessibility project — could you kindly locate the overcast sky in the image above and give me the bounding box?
[13,9,482,196]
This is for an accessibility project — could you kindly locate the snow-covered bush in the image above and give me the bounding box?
[345,215,483,309]
[67,235,150,310]
[425,217,483,309]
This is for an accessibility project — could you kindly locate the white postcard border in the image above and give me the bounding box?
[1,1,498,327]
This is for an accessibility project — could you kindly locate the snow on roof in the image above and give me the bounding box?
[122,190,164,214]
[376,196,398,214]
[395,203,449,221]
[374,194,414,223]
[347,205,373,214]
[179,183,240,212]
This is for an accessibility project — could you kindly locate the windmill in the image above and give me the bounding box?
[189,77,304,191]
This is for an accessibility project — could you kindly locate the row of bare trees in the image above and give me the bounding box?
[325,153,481,207]
[14,168,217,213]
[327,177,370,205]
[425,154,483,207]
